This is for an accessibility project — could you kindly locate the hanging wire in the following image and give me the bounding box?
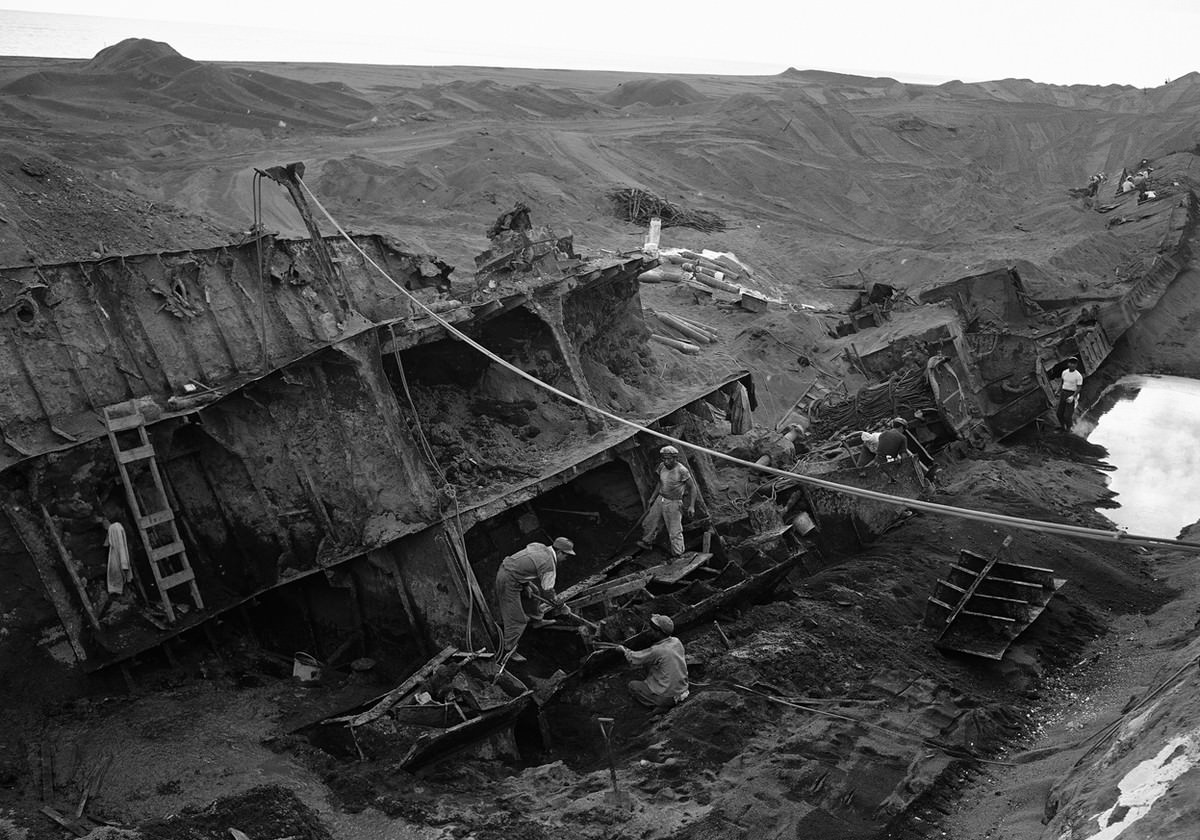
[290,175,1200,555]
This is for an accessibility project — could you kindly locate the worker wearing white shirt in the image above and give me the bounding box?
[1057,358,1084,429]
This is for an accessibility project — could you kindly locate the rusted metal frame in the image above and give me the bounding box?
[259,164,354,315]
[33,266,104,415]
[0,325,74,442]
[241,383,341,548]
[183,432,278,586]
[154,253,243,382]
[936,536,1014,639]
[74,261,148,399]
[102,258,178,393]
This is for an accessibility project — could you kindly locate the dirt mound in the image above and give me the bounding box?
[600,77,707,108]
[0,143,228,265]
[140,785,331,840]
[83,38,192,75]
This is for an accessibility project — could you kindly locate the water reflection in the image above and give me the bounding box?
[1084,375,1200,539]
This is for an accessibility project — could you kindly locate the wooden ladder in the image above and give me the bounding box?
[102,406,203,623]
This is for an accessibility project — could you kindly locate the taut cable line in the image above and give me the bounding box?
[293,176,1200,554]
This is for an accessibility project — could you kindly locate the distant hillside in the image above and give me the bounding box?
[359,78,603,125]
[1,38,372,129]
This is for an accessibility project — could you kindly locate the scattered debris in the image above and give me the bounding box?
[607,187,726,232]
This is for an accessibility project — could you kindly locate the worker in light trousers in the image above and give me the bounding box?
[638,445,698,558]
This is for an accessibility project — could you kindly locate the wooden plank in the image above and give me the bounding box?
[159,569,195,590]
[149,541,186,562]
[40,506,103,634]
[138,510,175,529]
[103,413,144,432]
[40,807,88,837]
[4,504,89,663]
[566,574,651,609]
[117,445,155,464]
[325,646,457,728]
[650,552,713,585]
[961,610,1017,623]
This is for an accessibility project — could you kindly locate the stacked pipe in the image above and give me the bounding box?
[649,310,719,355]
[639,250,752,290]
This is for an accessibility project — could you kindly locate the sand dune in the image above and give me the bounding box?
[2,38,372,130]
[1,39,1198,291]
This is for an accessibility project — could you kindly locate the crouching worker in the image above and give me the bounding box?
[617,614,689,710]
[495,536,576,663]
[875,417,911,482]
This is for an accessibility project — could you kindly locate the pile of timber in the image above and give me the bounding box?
[640,249,772,313]
[607,188,727,232]
[649,310,720,355]
[308,648,532,771]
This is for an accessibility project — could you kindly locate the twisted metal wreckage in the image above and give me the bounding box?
[1,158,1194,769]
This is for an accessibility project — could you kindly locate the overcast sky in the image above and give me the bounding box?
[2,0,1198,87]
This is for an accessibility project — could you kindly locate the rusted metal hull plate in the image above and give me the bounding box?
[926,547,1066,660]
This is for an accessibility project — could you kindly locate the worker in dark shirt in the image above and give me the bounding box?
[874,417,911,482]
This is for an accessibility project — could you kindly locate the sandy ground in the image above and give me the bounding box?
[4,39,1200,840]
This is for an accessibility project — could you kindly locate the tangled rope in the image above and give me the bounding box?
[808,367,936,438]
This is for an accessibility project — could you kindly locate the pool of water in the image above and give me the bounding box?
[1081,375,1200,539]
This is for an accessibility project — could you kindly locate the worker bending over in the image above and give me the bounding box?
[638,445,697,557]
[495,536,576,662]
[617,614,689,710]
[854,418,911,482]
[874,417,911,482]
[1057,358,1083,430]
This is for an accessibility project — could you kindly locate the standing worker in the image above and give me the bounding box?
[494,537,576,663]
[616,614,689,710]
[638,445,697,558]
[1057,358,1084,430]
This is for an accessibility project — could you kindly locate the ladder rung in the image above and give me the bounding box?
[139,510,175,528]
[160,569,195,590]
[961,609,1016,623]
[118,445,156,464]
[105,414,145,432]
[150,541,186,562]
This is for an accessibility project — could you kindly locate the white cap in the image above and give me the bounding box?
[660,445,679,455]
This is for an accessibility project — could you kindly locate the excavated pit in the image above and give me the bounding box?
[7,47,1200,840]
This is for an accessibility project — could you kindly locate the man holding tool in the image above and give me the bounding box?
[638,445,697,557]
[612,614,689,710]
[494,536,576,663]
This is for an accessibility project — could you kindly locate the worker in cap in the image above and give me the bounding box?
[494,536,576,663]
[637,444,698,557]
[616,613,689,710]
